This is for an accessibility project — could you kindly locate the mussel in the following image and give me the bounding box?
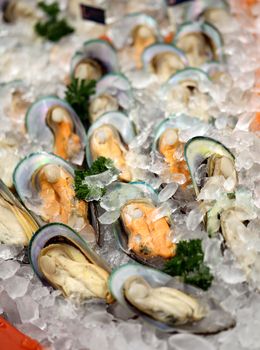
[109,263,235,333]
[108,13,161,69]
[29,223,112,302]
[0,179,38,245]
[89,73,133,123]
[186,0,230,31]
[86,111,136,182]
[2,0,37,23]
[100,182,176,268]
[142,43,188,82]
[71,39,119,81]
[13,152,97,242]
[153,115,208,188]
[174,22,224,67]
[206,190,260,290]
[184,136,237,196]
[26,96,86,165]
[161,68,212,121]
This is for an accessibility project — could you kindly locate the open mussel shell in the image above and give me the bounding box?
[86,111,136,167]
[162,67,211,94]
[13,152,100,241]
[25,96,86,165]
[184,136,235,196]
[29,223,111,285]
[108,12,161,50]
[174,21,224,63]
[100,181,172,269]
[0,179,38,246]
[186,0,229,22]
[13,152,74,219]
[70,39,119,78]
[94,73,133,110]
[109,263,235,334]
[142,43,188,73]
[152,114,208,153]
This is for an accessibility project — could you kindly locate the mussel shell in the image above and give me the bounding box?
[94,73,133,111]
[174,21,224,63]
[70,39,119,78]
[25,96,86,165]
[86,111,136,167]
[108,12,161,50]
[100,181,172,269]
[152,115,209,154]
[184,136,235,196]
[13,152,75,222]
[186,0,229,21]
[29,223,111,285]
[162,67,211,94]
[142,43,188,72]
[109,263,235,334]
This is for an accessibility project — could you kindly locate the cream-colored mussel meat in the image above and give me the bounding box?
[124,275,206,325]
[38,243,112,302]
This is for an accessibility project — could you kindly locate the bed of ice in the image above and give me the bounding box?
[0,1,260,350]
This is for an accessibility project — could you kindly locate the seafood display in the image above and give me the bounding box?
[0,0,259,349]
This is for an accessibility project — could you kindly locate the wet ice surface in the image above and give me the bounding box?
[0,2,260,350]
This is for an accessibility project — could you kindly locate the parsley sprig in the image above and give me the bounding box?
[74,157,116,201]
[65,78,96,129]
[35,1,74,42]
[163,239,213,290]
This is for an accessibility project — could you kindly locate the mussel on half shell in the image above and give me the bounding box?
[13,152,99,243]
[29,223,113,302]
[109,263,235,333]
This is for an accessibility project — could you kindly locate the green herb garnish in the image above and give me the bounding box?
[38,1,60,18]
[163,239,213,290]
[65,78,96,129]
[74,157,116,201]
[35,1,74,42]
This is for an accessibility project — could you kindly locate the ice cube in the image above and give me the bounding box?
[16,295,39,323]
[186,207,204,231]
[98,210,121,225]
[0,260,20,279]
[3,275,29,298]
[158,183,178,202]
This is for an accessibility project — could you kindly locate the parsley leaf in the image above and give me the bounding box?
[163,239,213,290]
[74,157,116,201]
[65,78,96,129]
[38,1,59,18]
[35,1,74,42]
